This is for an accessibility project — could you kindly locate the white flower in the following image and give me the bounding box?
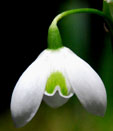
[11,47,107,127]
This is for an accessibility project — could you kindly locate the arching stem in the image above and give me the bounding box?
[48,8,113,49]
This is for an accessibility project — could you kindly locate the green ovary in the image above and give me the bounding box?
[45,71,68,96]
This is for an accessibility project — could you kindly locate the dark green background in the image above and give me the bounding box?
[1,0,113,130]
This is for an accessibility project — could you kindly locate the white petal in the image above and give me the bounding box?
[11,50,50,127]
[43,86,73,108]
[64,47,107,116]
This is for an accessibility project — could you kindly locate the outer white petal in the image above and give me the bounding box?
[11,50,50,127]
[63,47,107,116]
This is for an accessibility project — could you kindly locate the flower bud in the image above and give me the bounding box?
[103,0,113,21]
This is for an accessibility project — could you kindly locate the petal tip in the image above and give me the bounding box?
[86,99,107,117]
[11,114,27,128]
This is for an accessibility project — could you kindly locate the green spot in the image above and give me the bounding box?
[46,71,68,96]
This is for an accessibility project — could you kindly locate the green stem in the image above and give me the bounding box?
[48,8,113,49]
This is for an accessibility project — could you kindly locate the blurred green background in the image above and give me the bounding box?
[1,0,113,130]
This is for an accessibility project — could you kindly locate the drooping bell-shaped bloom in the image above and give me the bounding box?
[11,47,107,128]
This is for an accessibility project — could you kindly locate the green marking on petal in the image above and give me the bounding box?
[46,71,68,96]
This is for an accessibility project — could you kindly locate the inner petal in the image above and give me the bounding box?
[45,71,68,96]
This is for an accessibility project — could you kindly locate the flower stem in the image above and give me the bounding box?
[48,8,113,49]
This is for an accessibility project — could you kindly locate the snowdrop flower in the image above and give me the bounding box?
[11,46,107,127]
[11,8,108,128]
